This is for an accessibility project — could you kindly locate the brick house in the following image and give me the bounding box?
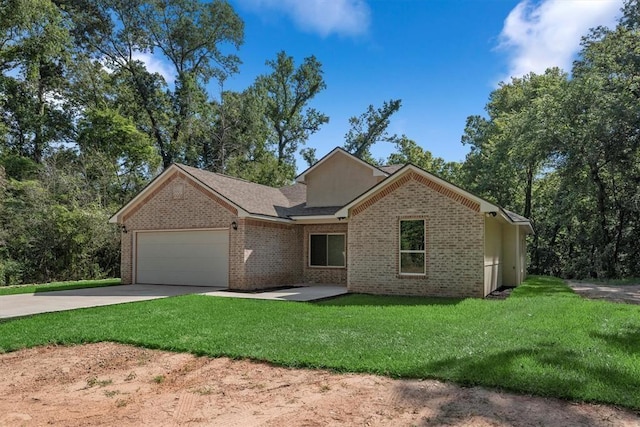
[109,147,533,298]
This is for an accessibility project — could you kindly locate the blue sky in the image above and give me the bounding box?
[142,0,623,169]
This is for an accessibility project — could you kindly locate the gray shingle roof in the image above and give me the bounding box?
[379,164,403,174]
[178,164,293,218]
[176,163,532,225]
[178,164,340,219]
[503,209,530,223]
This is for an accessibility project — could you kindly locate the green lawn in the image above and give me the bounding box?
[0,278,121,296]
[0,276,639,410]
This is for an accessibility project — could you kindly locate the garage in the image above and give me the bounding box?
[135,230,229,287]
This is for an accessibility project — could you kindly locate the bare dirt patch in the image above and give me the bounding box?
[1,343,638,426]
[567,281,640,305]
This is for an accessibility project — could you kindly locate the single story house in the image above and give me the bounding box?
[109,147,533,298]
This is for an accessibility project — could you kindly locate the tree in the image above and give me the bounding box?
[0,0,74,163]
[460,69,568,217]
[75,0,244,168]
[554,1,640,278]
[257,51,328,171]
[300,147,317,167]
[77,106,160,206]
[387,137,461,184]
[196,84,268,173]
[343,99,401,163]
[458,0,640,279]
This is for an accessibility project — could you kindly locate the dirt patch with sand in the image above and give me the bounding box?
[1,342,638,426]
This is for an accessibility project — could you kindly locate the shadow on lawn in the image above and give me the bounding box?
[591,327,640,354]
[407,342,640,413]
[392,378,612,427]
[316,294,462,307]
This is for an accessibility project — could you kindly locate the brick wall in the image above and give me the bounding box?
[234,219,303,290]
[121,171,304,290]
[121,172,236,285]
[348,174,484,298]
[302,223,348,285]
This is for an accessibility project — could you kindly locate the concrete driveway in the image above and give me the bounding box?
[0,284,216,320]
[0,284,348,320]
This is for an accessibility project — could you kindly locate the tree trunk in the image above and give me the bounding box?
[524,163,534,219]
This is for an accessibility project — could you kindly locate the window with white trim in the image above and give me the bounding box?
[399,219,425,275]
[309,234,345,267]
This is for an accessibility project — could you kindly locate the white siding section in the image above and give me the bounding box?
[484,217,503,296]
[136,230,229,287]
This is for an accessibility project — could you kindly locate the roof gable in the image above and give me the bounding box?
[336,163,534,232]
[336,164,500,217]
[110,164,312,224]
[109,164,247,224]
[110,148,533,232]
[295,147,388,183]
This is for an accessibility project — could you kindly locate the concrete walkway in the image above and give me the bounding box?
[201,285,348,302]
[0,284,348,320]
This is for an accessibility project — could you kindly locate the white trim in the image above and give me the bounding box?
[135,227,230,233]
[296,147,388,183]
[241,212,295,224]
[289,215,346,224]
[398,219,426,276]
[308,233,346,268]
[515,226,521,284]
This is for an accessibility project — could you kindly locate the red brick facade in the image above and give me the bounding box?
[120,168,487,297]
[348,176,485,297]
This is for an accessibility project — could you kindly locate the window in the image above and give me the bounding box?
[399,220,425,275]
[310,234,345,267]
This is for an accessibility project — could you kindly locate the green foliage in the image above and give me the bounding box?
[0,154,40,180]
[1,276,640,410]
[225,143,294,187]
[77,107,160,205]
[74,0,244,168]
[0,162,120,285]
[0,0,74,162]
[344,99,401,163]
[257,51,329,175]
[458,1,640,279]
[195,86,269,174]
[387,137,462,184]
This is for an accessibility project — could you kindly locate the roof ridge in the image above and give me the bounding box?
[176,163,282,190]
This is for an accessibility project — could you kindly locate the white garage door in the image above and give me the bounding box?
[136,230,228,287]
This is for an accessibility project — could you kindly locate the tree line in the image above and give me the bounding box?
[0,0,638,285]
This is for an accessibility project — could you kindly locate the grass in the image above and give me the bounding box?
[0,276,639,410]
[0,278,121,296]
[509,275,581,298]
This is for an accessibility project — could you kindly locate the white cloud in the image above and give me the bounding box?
[498,0,622,80]
[237,0,370,37]
[131,51,175,83]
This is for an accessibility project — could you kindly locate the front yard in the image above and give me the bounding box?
[0,276,639,411]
